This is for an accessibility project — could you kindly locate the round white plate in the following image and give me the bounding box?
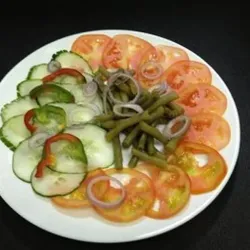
[0,29,240,243]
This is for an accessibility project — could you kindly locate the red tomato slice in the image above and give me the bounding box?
[183,113,231,150]
[102,34,154,70]
[177,83,227,116]
[71,34,112,72]
[93,168,155,222]
[137,45,189,89]
[137,163,191,219]
[174,142,227,194]
[51,169,109,208]
[165,60,212,93]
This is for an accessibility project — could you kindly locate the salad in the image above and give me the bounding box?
[0,33,231,223]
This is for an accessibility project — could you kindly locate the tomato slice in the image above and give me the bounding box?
[137,45,189,89]
[71,34,112,72]
[174,142,227,194]
[183,113,231,150]
[93,168,155,222]
[177,83,227,116]
[51,169,109,208]
[165,60,212,93]
[137,163,190,219]
[102,34,154,70]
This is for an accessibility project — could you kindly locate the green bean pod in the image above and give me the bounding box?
[132,148,167,168]
[139,121,167,144]
[113,136,123,169]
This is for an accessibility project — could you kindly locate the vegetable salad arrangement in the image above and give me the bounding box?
[0,33,230,222]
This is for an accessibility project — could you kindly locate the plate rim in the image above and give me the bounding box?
[0,29,241,243]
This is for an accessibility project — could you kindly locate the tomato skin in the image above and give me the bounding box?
[165,60,212,93]
[71,34,112,72]
[174,142,227,194]
[102,34,154,70]
[177,83,227,116]
[51,169,109,208]
[137,45,189,89]
[93,168,155,223]
[183,113,231,151]
[138,163,191,219]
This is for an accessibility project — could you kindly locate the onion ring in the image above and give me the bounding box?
[86,175,126,209]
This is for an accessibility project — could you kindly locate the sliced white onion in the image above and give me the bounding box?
[82,81,98,97]
[149,81,168,95]
[108,73,141,105]
[86,176,126,209]
[47,60,61,73]
[140,61,163,80]
[28,132,51,148]
[163,115,191,139]
[113,103,144,117]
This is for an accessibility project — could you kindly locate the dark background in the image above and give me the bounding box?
[0,4,249,250]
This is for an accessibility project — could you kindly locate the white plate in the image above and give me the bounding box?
[0,29,240,243]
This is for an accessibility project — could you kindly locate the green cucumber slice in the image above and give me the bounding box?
[27,64,50,79]
[0,115,31,149]
[49,137,87,174]
[49,103,100,126]
[17,79,43,97]
[52,50,93,77]
[13,138,43,182]
[31,167,86,197]
[1,96,39,122]
[64,124,114,171]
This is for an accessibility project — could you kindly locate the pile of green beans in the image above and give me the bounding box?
[93,66,185,170]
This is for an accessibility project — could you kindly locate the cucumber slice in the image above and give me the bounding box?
[17,79,43,97]
[52,50,93,77]
[49,138,87,174]
[1,96,39,122]
[27,64,50,79]
[49,103,100,126]
[13,138,43,182]
[53,75,86,85]
[31,167,86,197]
[0,115,31,149]
[64,124,114,171]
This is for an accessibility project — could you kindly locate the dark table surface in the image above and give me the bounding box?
[0,4,249,250]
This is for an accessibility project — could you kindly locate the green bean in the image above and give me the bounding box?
[101,120,117,129]
[147,91,179,113]
[94,74,106,92]
[116,83,133,97]
[113,90,122,102]
[147,136,156,155]
[128,155,139,168]
[98,66,110,79]
[94,113,114,122]
[141,95,154,109]
[128,79,137,95]
[164,107,182,119]
[122,107,164,148]
[154,117,169,125]
[138,133,147,150]
[139,121,167,144]
[106,111,150,142]
[137,90,150,105]
[165,137,182,153]
[122,126,141,148]
[132,148,167,168]
[119,91,130,113]
[113,136,123,169]
[154,151,167,161]
[147,107,165,123]
[168,102,184,115]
